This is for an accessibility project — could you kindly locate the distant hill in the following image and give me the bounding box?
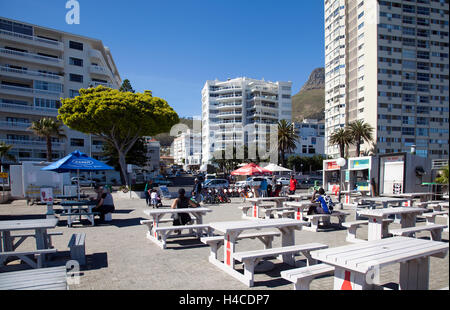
[292,68,325,122]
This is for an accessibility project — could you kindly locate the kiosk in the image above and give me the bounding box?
[323,159,347,196]
[347,156,378,194]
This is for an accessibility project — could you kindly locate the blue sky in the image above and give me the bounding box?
[1,0,325,118]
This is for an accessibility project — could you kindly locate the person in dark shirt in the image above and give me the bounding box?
[92,186,115,222]
[192,178,202,203]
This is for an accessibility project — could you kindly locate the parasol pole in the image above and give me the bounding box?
[77,169,80,200]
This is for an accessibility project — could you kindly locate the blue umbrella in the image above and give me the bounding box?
[42,150,114,199]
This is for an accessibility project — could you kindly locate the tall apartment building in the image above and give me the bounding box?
[202,77,292,164]
[292,119,326,157]
[0,17,122,164]
[324,0,449,159]
[173,130,202,169]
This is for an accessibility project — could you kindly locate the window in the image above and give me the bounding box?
[69,57,83,67]
[69,74,83,83]
[69,40,83,51]
[69,89,79,98]
[70,138,84,147]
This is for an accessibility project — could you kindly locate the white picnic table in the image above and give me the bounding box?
[0,218,59,252]
[207,218,307,285]
[244,197,290,219]
[59,200,98,226]
[288,193,313,201]
[284,201,318,221]
[383,192,434,206]
[310,236,449,290]
[360,196,410,208]
[357,207,424,241]
[142,207,212,248]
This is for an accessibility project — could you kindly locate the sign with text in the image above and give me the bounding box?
[40,187,54,203]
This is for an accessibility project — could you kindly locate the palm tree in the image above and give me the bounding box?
[348,120,374,157]
[0,141,16,169]
[29,118,66,162]
[329,127,352,158]
[277,120,299,167]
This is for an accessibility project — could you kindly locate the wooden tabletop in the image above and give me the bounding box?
[0,218,59,231]
[310,237,449,274]
[357,207,424,217]
[209,218,306,234]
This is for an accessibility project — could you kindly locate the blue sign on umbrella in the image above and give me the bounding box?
[41,150,114,173]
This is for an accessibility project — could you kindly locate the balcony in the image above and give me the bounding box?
[0,48,63,68]
[0,66,64,82]
[0,84,62,98]
[0,121,31,131]
[89,49,103,61]
[89,80,114,88]
[215,95,243,101]
[0,100,58,116]
[3,139,64,149]
[89,65,111,77]
[216,102,242,109]
[0,29,63,51]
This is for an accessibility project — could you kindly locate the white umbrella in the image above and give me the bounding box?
[264,163,292,173]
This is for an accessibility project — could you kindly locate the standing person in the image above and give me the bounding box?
[260,177,268,197]
[192,178,203,203]
[144,180,153,206]
[289,175,298,195]
[307,188,334,215]
[92,186,115,223]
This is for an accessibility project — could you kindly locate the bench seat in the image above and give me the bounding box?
[0,248,57,269]
[68,233,86,265]
[0,266,67,290]
[281,264,335,290]
[303,211,350,231]
[201,231,281,259]
[343,219,393,243]
[9,231,63,250]
[149,224,214,249]
[389,224,447,241]
[232,243,328,287]
[60,212,100,227]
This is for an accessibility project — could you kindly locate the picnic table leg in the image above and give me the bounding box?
[252,202,260,219]
[401,213,417,228]
[224,231,240,269]
[278,227,296,266]
[1,231,13,252]
[333,267,373,290]
[35,228,47,250]
[399,257,430,290]
[367,217,384,241]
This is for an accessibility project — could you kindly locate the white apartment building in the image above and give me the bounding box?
[173,130,202,169]
[324,0,449,159]
[0,17,122,164]
[143,137,161,175]
[292,119,326,157]
[202,77,292,164]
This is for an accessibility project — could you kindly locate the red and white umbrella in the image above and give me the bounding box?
[231,163,273,176]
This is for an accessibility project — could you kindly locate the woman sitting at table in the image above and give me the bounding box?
[92,186,115,223]
[307,188,334,215]
[171,188,199,226]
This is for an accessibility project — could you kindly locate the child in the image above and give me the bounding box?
[150,189,159,208]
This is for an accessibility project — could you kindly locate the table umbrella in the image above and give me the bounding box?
[41,150,114,199]
[231,163,273,176]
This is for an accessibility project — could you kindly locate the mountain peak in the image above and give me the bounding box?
[300,68,325,91]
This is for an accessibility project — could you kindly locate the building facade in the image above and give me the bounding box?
[324,0,449,159]
[172,130,202,169]
[202,77,292,164]
[292,119,326,157]
[0,17,122,164]
[143,137,161,175]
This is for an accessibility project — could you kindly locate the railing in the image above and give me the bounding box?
[0,121,31,130]
[0,101,59,114]
[217,102,242,108]
[90,65,110,76]
[3,139,63,147]
[0,84,62,96]
[89,81,114,88]
[0,66,63,80]
[0,48,63,65]
[0,29,63,48]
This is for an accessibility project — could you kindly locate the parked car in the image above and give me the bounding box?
[234,181,247,188]
[244,176,272,187]
[276,177,291,186]
[203,179,229,189]
[71,177,96,187]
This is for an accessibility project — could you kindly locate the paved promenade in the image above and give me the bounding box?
[0,193,448,290]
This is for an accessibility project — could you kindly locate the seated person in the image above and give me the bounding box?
[92,186,115,222]
[170,188,199,226]
[307,188,334,215]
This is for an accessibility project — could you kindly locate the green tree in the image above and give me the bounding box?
[435,165,449,185]
[59,86,179,187]
[277,120,299,167]
[102,138,148,184]
[0,141,16,169]
[119,79,135,93]
[348,120,374,157]
[29,118,66,162]
[329,127,352,159]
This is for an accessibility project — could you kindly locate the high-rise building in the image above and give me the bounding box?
[202,77,292,164]
[173,129,202,169]
[292,119,326,157]
[324,0,449,159]
[0,17,122,163]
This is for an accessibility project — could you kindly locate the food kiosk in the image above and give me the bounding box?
[347,156,378,194]
[323,159,347,195]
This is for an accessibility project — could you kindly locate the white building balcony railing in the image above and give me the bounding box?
[3,139,64,148]
[0,66,63,82]
[89,80,115,88]
[89,65,112,77]
[0,84,62,98]
[0,100,59,116]
[0,29,64,50]
[0,121,31,131]
[0,48,63,67]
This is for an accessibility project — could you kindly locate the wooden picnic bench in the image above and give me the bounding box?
[389,224,447,241]
[0,248,57,269]
[0,266,68,290]
[233,243,329,287]
[342,219,394,243]
[200,231,281,260]
[303,211,350,232]
[281,264,335,290]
